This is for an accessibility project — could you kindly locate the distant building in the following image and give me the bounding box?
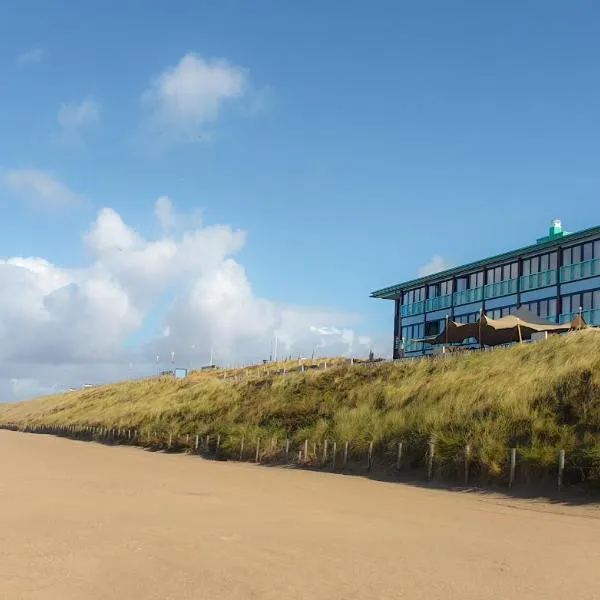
[371,220,600,357]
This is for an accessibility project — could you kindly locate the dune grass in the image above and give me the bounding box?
[3,332,600,485]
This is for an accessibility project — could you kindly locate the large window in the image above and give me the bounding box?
[561,290,600,314]
[455,313,478,324]
[469,271,484,289]
[401,323,424,341]
[488,305,517,320]
[525,298,557,319]
[440,279,453,296]
[563,240,600,266]
[522,251,557,276]
[402,287,425,305]
[486,262,518,284]
[424,320,442,337]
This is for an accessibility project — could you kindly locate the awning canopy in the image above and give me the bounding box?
[414,309,588,347]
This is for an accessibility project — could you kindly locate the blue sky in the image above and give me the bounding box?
[1,1,600,396]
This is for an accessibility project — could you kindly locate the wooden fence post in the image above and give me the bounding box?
[195,434,199,451]
[367,441,374,472]
[255,438,261,463]
[396,441,403,471]
[168,433,172,448]
[427,437,435,481]
[558,449,566,491]
[332,441,337,469]
[216,434,221,453]
[343,441,349,466]
[323,440,329,463]
[240,436,245,460]
[509,448,517,488]
[285,439,290,460]
[304,439,309,461]
[464,443,471,486]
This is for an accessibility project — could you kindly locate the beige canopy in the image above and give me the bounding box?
[419,307,587,347]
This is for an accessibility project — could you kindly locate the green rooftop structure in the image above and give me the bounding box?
[371,220,600,358]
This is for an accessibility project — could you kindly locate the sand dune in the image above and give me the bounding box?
[1,430,599,600]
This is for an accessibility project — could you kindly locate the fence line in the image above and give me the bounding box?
[0,423,580,491]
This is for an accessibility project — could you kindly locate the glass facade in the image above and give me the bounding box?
[393,231,600,354]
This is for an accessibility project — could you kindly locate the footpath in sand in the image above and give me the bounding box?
[1,430,599,600]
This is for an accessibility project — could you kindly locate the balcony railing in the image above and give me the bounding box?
[484,278,518,300]
[453,287,483,306]
[519,269,557,292]
[400,301,425,317]
[560,258,600,283]
[425,294,453,313]
[403,340,424,353]
[559,309,600,326]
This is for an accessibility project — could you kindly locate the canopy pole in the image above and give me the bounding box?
[517,317,522,343]
[445,314,449,349]
[479,308,483,350]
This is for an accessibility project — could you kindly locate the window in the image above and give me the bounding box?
[562,240,600,267]
[424,320,441,336]
[523,251,557,275]
[401,323,424,343]
[560,289,600,316]
[403,287,425,305]
[440,280,453,296]
[487,263,517,284]
[469,271,483,289]
[428,284,438,299]
[456,277,467,292]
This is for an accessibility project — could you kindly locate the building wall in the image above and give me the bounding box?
[394,231,600,357]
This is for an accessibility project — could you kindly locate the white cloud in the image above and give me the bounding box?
[58,97,100,129]
[417,255,455,277]
[4,169,82,208]
[0,197,384,402]
[16,48,44,66]
[56,97,100,147]
[142,52,248,144]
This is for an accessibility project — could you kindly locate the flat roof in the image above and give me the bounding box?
[371,224,600,300]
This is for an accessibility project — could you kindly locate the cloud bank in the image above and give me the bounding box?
[1,198,380,402]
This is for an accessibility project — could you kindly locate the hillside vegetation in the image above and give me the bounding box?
[3,332,600,487]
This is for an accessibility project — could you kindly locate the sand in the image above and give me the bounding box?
[1,430,599,600]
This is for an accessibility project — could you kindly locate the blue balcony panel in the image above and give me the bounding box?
[453,301,483,317]
[485,294,518,310]
[560,275,600,296]
[400,313,425,326]
[426,308,451,321]
[520,286,559,303]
